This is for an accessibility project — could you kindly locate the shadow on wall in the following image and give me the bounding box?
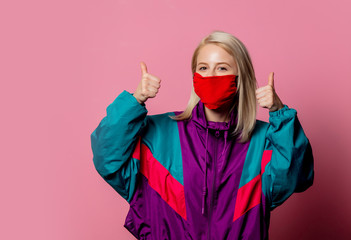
[269,117,351,240]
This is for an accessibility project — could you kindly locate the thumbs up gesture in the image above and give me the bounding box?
[133,62,161,104]
[255,72,284,112]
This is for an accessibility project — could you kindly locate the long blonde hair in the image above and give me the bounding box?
[170,30,257,142]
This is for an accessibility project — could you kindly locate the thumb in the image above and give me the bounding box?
[140,61,148,75]
[268,72,274,87]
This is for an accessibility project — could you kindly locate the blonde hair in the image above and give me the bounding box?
[170,30,257,142]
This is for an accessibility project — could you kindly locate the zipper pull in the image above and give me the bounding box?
[215,130,220,138]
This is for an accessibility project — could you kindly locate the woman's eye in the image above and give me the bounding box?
[199,66,207,70]
[219,67,227,71]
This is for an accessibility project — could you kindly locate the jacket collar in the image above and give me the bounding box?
[191,100,237,131]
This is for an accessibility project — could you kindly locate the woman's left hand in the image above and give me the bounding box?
[256,72,284,112]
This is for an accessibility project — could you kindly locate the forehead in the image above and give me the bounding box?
[197,44,235,63]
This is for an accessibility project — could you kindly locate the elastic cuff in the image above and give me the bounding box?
[121,90,147,108]
[269,104,290,117]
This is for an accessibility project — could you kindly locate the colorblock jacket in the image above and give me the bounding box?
[90,90,314,240]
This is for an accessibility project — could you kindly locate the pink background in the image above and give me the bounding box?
[1,0,350,239]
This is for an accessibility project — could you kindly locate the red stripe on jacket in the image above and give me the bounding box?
[132,137,187,220]
[233,150,273,221]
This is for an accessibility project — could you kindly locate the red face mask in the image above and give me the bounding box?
[193,72,238,110]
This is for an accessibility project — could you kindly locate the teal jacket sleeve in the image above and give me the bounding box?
[90,90,148,203]
[261,105,314,211]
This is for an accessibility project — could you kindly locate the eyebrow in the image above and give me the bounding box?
[197,62,231,67]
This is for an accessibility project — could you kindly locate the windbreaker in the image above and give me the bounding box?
[90,90,314,240]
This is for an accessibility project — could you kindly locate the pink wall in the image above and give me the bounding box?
[1,0,350,239]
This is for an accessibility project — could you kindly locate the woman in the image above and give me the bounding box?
[90,31,314,240]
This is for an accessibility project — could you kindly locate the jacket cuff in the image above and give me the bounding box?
[269,105,292,117]
[268,105,298,125]
[118,90,147,108]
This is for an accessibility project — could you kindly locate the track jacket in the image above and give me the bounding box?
[90,90,314,240]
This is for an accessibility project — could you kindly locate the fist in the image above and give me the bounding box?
[256,72,284,112]
[133,62,161,104]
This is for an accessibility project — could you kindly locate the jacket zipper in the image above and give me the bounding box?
[208,129,219,240]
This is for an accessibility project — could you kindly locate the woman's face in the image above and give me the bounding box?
[196,44,238,77]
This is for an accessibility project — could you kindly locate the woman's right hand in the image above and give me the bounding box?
[133,62,161,104]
